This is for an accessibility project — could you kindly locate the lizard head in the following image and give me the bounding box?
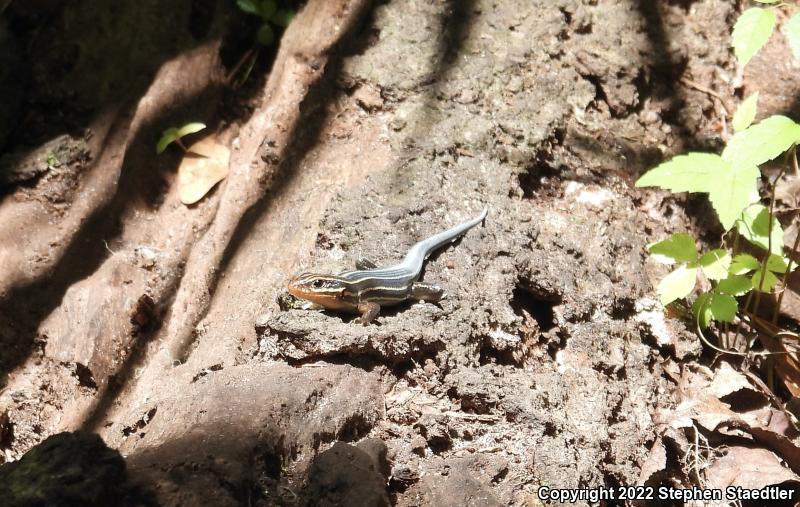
[287,273,354,311]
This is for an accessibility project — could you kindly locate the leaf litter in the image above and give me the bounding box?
[646,361,800,494]
[177,134,231,205]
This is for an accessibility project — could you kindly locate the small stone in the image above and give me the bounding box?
[416,415,451,452]
[411,435,427,455]
[391,465,419,485]
[507,76,523,93]
[641,110,659,125]
[454,89,477,104]
[254,313,272,331]
[354,84,384,111]
[423,359,439,378]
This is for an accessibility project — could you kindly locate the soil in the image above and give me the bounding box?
[1,0,797,506]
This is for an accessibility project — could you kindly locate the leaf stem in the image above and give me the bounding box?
[773,146,800,324]
[751,163,783,327]
[226,47,256,85]
[732,289,754,350]
[724,231,743,348]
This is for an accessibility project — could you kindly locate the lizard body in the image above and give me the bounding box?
[287,207,488,323]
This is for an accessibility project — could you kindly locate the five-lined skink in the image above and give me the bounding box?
[287,207,488,324]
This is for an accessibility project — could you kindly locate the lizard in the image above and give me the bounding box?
[287,207,488,324]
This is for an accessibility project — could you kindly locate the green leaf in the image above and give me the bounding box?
[236,0,260,15]
[732,8,776,66]
[257,23,274,45]
[693,292,737,328]
[156,128,179,154]
[699,249,731,280]
[636,151,758,230]
[716,274,752,296]
[636,153,728,193]
[766,253,788,273]
[175,122,206,139]
[707,163,760,230]
[657,265,698,305]
[708,293,738,323]
[730,253,760,275]
[735,204,784,255]
[259,0,276,19]
[271,8,294,27]
[752,268,779,292]
[722,115,800,170]
[785,13,800,61]
[693,292,713,328]
[648,233,698,264]
[732,92,759,132]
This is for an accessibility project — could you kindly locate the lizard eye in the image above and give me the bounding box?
[312,279,324,288]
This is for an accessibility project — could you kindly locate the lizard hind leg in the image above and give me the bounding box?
[411,282,445,302]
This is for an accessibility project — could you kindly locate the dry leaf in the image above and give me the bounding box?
[638,436,667,483]
[177,135,230,205]
[775,173,800,209]
[656,362,800,488]
[765,408,799,438]
[750,315,800,396]
[671,395,740,432]
[724,421,800,475]
[708,362,755,398]
[706,446,798,490]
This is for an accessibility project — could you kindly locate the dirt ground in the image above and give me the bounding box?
[2,0,799,505]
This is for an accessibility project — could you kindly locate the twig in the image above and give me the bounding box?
[680,78,731,117]
[103,240,116,255]
[444,411,499,423]
[226,47,256,85]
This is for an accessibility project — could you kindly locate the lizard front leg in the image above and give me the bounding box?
[411,282,445,302]
[356,301,381,325]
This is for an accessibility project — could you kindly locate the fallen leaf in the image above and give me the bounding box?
[765,408,799,438]
[177,135,230,205]
[748,315,800,396]
[706,446,798,490]
[671,395,740,432]
[726,421,800,476]
[708,362,755,399]
[638,436,667,483]
[775,173,800,209]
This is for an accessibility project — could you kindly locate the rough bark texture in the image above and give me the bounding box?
[4,0,795,505]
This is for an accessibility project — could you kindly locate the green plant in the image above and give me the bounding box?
[732,0,800,65]
[237,0,293,46]
[229,0,294,85]
[638,112,798,328]
[156,122,207,154]
[637,2,800,348]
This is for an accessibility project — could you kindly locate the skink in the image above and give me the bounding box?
[288,207,488,324]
